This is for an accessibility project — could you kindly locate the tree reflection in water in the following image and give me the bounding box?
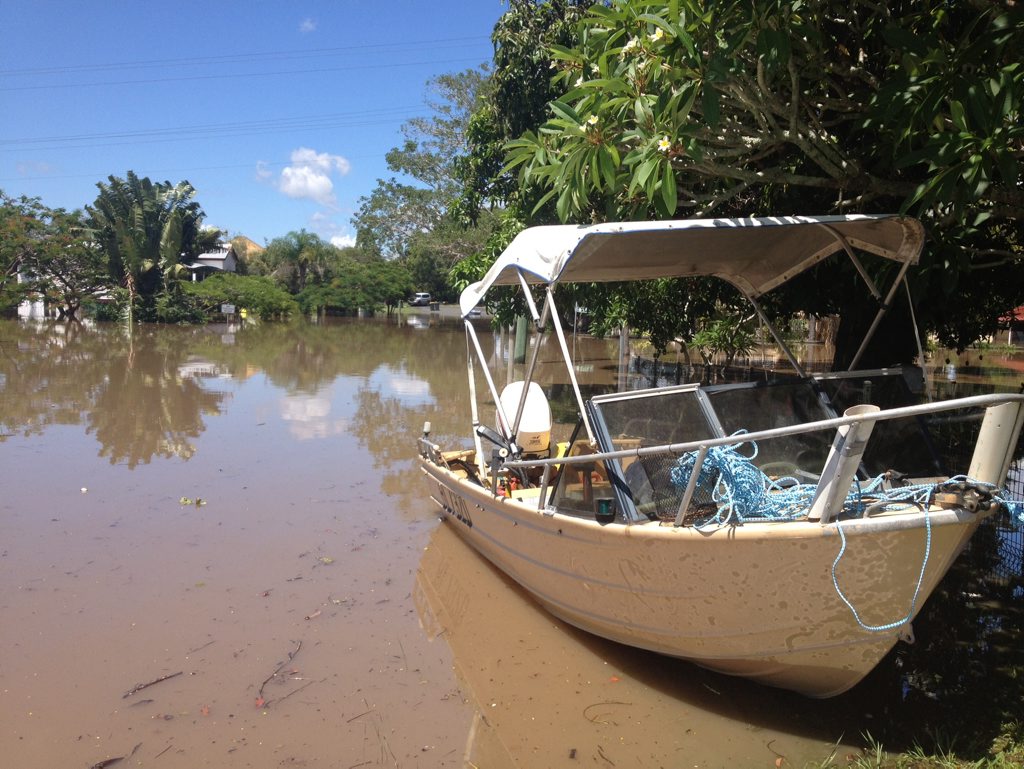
[0,320,227,467]
[1,316,1020,760]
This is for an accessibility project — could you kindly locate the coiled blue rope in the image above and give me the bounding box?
[670,445,1024,633]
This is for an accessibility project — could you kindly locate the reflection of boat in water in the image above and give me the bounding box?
[418,216,1024,697]
[414,522,868,767]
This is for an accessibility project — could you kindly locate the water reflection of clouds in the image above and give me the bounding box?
[280,390,350,440]
[278,367,433,440]
[366,365,434,406]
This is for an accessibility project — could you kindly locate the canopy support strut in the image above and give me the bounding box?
[746,293,807,378]
[547,286,596,445]
[847,257,913,371]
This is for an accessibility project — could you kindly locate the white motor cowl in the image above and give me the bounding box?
[497,381,552,455]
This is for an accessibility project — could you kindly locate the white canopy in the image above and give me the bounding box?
[459,215,924,317]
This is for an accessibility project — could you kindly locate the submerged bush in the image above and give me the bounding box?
[182,273,298,320]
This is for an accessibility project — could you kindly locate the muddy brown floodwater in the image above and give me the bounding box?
[2,314,920,768]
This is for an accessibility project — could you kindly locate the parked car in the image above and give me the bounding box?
[410,292,431,306]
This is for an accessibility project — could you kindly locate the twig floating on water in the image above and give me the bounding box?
[257,640,302,703]
[272,678,317,707]
[123,672,182,699]
[88,742,141,769]
[186,640,215,655]
[582,700,632,725]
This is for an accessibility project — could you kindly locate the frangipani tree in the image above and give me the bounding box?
[504,0,1024,354]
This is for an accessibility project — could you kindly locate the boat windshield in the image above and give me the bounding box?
[579,373,947,523]
[586,382,836,521]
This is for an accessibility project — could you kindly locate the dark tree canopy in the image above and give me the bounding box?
[496,0,1023,358]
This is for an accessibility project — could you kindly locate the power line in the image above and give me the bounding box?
[0,36,490,77]
[0,107,425,150]
[0,56,488,92]
[0,151,386,183]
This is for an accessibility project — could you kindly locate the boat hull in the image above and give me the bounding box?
[421,459,984,697]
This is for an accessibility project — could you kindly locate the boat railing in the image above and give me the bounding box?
[503,392,1024,472]
[503,392,1024,524]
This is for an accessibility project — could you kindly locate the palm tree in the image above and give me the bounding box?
[86,171,204,325]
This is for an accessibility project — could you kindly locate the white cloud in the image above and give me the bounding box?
[16,161,56,176]
[299,18,317,33]
[255,160,272,181]
[275,147,351,207]
[330,234,356,248]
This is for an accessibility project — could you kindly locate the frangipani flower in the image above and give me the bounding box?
[587,114,600,126]
[658,136,672,152]
[649,28,665,43]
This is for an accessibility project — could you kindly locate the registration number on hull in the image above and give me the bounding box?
[436,483,473,528]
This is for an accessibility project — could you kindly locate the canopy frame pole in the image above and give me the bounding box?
[847,257,913,371]
[745,293,807,378]
[547,285,596,445]
[466,320,517,451]
[510,285,552,440]
[904,275,930,402]
[464,323,486,475]
[817,223,883,301]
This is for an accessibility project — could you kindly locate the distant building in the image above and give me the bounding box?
[186,244,239,281]
[231,235,264,259]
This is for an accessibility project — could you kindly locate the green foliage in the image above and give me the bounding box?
[295,256,412,316]
[85,171,206,324]
[154,288,207,324]
[354,67,489,260]
[448,211,526,325]
[691,312,757,367]
[353,180,445,259]
[351,67,501,301]
[497,0,1024,355]
[255,229,337,293]
[456,0,597,222]
[0,191,112,319]
[181,273,298,320]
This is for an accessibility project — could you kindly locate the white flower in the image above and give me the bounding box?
[649,28,665,43]
[575,76,584,87]
[587,114,600,126]
[658,136,672,152]
[623,36,640,53]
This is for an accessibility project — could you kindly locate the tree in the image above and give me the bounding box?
[456,0,597,222]
[353,67,498,294]
[18,208,109,320]
[0,192,45,315]
[0,193,111,319]
[259,230,336,293]
[503,0,1024,358]
[296,254,412,316]
[85,171,205,324]
[181,273,298,320]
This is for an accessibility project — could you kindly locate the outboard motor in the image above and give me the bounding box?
[497,381,552,457]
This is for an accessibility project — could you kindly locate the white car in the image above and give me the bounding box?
[410,292,431,306]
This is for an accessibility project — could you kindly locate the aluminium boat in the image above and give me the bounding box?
[417,215,1023,697]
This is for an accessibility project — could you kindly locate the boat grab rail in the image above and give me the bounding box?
[501,392,1024,471]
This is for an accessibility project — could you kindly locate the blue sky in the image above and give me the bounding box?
[0,1,507,247]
